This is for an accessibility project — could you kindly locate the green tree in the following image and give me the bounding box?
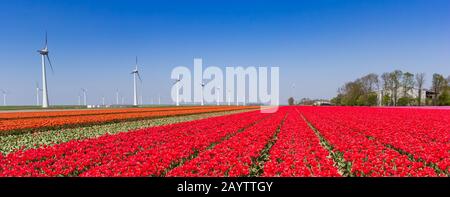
[288,97,295,106]
[438,90,450,105]
[397,97,411,106]
[331,94,343,106]
[382,94,391,106]
[432,73,446,105]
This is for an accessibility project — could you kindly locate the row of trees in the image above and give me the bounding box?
[331,70,450,106]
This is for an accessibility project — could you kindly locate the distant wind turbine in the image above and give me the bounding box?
[35,82,42,106]
[200,82,205,106]
[115,89,119,105]
[291,83,295,98]
[173,78,181,106]
[37,32,55,108]
[227,89,231,106]
[216,87,220,106]
[0,89,7,106]
[131,56,142,106]
[81,88,87,105]
[158,94,161,105]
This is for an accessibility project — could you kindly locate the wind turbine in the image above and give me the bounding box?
[102,96,105,105]
[131,56,142,106]
[216,87,220,106]
[173,78,181,106]
[291,83,295,98]
[236,90,239,106]
[115,89,119,105]
[37,32,54,108]
[158,94,161,105]
[78,94,81,105]
[81,88,87,105]
[0,89,7,106]
[35,82,42,106]
[200,82,205,106]
[227,89,231,106]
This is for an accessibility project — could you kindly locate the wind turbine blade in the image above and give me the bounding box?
[46,55,55,74]
[45,31,48,48]
[135,56,138,65]
[137,72,142,82]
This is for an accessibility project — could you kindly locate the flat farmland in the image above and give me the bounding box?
[0,106,448,177]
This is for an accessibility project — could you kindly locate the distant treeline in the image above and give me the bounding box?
[331,71,450,106]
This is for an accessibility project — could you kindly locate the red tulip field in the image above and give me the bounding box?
[0,106,448,177]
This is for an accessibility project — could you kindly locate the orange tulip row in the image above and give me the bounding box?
[0,106,229,120]
[0,106,258,133]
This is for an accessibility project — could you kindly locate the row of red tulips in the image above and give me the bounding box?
[167,108,287,177]
[0,110,268,176]
[262,109,340,177]
[1,106,446,177]
[304,107,449,173]
[300,107,442,176]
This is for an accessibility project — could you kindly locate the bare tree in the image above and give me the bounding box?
[360,73,379,93]
[381,72,393,105]
[390,70,403,106]
[402,72,414,97]
[415,73,425,106]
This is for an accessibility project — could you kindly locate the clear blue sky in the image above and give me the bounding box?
[0,0,449,105]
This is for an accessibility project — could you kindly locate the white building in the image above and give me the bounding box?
[375,87,427,106]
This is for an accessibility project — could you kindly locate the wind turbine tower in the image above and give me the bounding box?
[0,89,6,106]
[173,78,181,106]
[37,32,54,108]
[131,56,142,106]
[200,82,205,106]
[81,88,87,106]
[36,82,42,106]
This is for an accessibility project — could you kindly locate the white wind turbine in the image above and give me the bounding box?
[115,89,119,105]
[0,89,7,106]
[131,56,142,106]
[37,32,55,108]
[158,94,161,105]
[216,87,220,106]
[227,89,231,106]
[35,82,42,106]
[81,88,87,105]
[200,82,205,106]
[173,78,181,106]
